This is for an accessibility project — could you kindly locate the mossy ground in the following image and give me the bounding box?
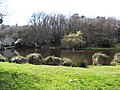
[0,62,120,90]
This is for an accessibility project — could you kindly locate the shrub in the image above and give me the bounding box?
[92,52,109,66]
[98,39,112,48]
[26,53,43,65]
[43,56,62,66]
[0,54,8,62]
[110,60,117,66]
[10,56,28,64]
[61,31,83,49]
[113,53,120,63]
[61,58,73,66]
[79,61,88,68]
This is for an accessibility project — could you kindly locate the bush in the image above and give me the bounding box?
[0,54,8,62]
[79,61,88,68]
[10,56,28,64]
[98,39,112,48]
[61,31,83,49]
[92,52,109,65]
[110,60,117,66]
[61,58,73,66]
[26,53,43,65]
[43,56,62,66]
[113,53,120,63]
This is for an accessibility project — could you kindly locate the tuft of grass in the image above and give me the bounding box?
[9,56,28,64]
[43,56,62,66]
[79,60,88,68]
[61,57,73,66]
[26,53,43,65]
[113,53,120,63]
[92,52,109,59]
[0,62,120,90]
[92,52,110,65]
[0,54,8,62]
[110,60,117,66]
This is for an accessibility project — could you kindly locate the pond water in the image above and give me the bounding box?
[0,48,119,66]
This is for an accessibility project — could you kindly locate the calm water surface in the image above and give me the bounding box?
[0,48,119,66]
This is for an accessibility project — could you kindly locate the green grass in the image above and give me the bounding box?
[83,43,120,50]
[82,47,114,50]
[113,43,120,50]
[0,62,120,90]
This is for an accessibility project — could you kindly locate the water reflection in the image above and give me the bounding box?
[2,49,15,57]
[0,48,119,65]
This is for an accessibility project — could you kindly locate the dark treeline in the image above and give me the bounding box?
[0,12,120,49]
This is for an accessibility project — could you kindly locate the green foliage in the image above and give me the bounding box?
[26,53,43,65]
[113,53,120,63]
[92,53,109,65]
[9,56,28,64]
[113,43,120,50]
[0,63,120,90]
[0,54,8,62]
[98,39,112,48]
[61,31,83,49]
[43,56,62,66]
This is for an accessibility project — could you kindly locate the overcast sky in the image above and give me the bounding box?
[2,0,120,25]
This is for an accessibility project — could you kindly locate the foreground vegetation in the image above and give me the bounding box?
[0,62,120,90]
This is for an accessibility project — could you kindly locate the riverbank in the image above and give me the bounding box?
[0,62,120,90]
[82,47,115,50]
[81,43,120,50]
[1,44,120,51]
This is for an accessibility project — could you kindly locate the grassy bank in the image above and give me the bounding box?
[0,62,120,90]
[83,43,120,50]
[82,47,114,50]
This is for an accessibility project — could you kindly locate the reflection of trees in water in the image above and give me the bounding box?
[60,50,88,66]
[16,48,35,56]
[13,50,20,56]
[1,49,16,58]
[50,50,61,57]
[35,49,51,58]
[0,49,118,65]
[0,49,20,58]
[13,48,51,58]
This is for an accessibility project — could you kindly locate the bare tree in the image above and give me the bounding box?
[0,0,8,23]
[1,10,120,48]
